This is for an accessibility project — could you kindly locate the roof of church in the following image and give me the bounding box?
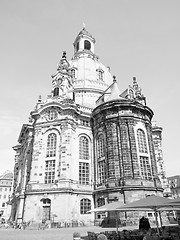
[77,27,94,39]
[106,76,125,102]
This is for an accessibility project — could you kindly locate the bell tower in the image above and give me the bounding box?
[73,25,95,55]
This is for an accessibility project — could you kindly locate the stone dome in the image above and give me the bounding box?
[70,27,113,108]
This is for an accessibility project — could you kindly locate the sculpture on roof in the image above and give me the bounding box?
[51,51,73,99]
[132,77,146,105]
[57,51,70,72]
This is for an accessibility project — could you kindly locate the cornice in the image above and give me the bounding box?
[93,185,163,194]
[25,187,93,195]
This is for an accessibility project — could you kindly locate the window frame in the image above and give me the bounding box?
[44,160,56,184]
[79,162,90,185]
[46,133,57,158]
[137,129,148,153]
[79,136,89,160]
[84,40,91,50]
[80,198,91,214]
[140,156,152,180]
[53,87,59,97]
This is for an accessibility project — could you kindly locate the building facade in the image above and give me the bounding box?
[91,77,164,221]
[0,171,13,221]
[167,175,180,199]
[12,27,164,225]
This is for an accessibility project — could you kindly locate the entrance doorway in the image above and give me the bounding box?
[40,198,51,222]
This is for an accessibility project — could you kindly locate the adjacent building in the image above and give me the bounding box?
[0,171,13,221]
[11,27,166,225]
[167,175,180,199]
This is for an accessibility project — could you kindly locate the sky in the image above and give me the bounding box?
[0,0,180,177]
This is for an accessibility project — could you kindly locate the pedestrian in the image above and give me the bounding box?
[139,216,151,232]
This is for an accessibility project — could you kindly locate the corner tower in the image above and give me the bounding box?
[91,77,163,220]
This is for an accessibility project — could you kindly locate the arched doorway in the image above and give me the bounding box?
[40,198,51,222]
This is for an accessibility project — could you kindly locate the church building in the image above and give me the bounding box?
[11,27,165,225]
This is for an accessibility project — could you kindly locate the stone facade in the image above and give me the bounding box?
[91,77,164,221]
[11,27,113,225]
[91,79,163,201]
[12,27,164,225]
[152,123,170,195]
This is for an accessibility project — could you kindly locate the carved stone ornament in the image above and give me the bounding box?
[46,109,58,121]
[57,51,70,73]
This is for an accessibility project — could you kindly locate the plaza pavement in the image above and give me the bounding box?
[0,225,138,240]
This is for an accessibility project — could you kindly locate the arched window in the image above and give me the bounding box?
[53,87,59,97]
[96,68,103,81]
[129,89,134,99]
[47,110,57,121]
[97,198,105,207]
[98,70,103,81]
[80,198,91,214]
[41,198,51,205]
[40,198,51,221]
[137,129,148,153]
[46,133,57,157]
[71,69,75,78]
[79,136,89,160]
[97,134,105,158]
[76,42,79,51]
[84,40,91,50]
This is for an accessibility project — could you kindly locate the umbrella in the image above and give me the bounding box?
[89,201,125,212]
[90,201,153,232]
[166,197,180,204]
[116,195,178,235]
[90,196,180,234]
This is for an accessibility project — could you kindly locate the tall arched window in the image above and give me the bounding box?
[79,136,89,160]
[46,133,57,157]
[84,40,91,50]
[53,87,59,97]
[97,134,105,158]
[80,198,91,214]
[97,134,106,184]
[76,42,79,51]
[137,129,148,153]
[71,69,75,78]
